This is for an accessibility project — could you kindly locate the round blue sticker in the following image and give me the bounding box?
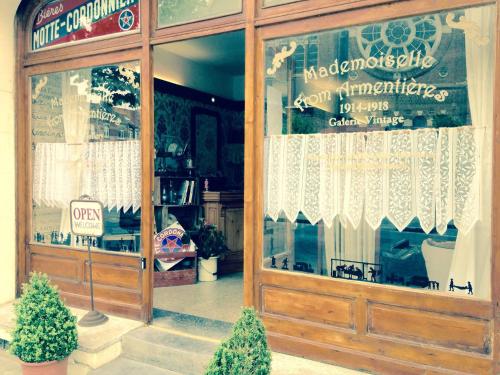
[119,10,135,31]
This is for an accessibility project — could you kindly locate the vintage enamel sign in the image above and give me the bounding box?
[32,0,140,51]
[154,223,194,255]
[70,199,104,237]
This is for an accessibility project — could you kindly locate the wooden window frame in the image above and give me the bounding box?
[150,0,247,45]
[251,0,500,373]
[256,0,399,26]
[16,0,155,321]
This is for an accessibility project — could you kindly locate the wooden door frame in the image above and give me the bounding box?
[15,0,154,320]
[15,0,254,322]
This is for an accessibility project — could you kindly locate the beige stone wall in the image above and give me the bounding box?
[0,0,20,304]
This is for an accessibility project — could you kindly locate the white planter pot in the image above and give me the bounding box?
[198,256,219,282]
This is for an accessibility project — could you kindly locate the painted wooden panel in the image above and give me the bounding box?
[263,286,355,329]
[368,303,491,354]
[27,245,145,319]
[263,313,492,374]
[84,262,141,290]
[30,253,79,281]
[225,208,244,251]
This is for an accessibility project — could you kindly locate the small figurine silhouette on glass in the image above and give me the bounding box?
[281,257,288,270]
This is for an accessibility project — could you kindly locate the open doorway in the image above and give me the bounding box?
[151,31,245,324]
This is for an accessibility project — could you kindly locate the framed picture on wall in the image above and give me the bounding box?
[191,108,221,176]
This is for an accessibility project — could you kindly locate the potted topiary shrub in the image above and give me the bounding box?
[197,223,229,282]
[10,272,78,375]
[205,307,272,375]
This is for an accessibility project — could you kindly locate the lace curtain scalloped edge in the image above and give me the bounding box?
[264,126,482,235]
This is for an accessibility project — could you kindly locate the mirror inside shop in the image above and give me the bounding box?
[263,4,494,299]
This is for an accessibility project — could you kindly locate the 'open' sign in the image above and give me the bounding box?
[70,200,104,237]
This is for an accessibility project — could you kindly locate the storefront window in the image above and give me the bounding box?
[31,0,141,52]
[157,0,242,28]
[263,4,495,299]
[31,62,142,253]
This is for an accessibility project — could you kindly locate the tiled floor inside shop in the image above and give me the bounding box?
[153,272,243,323]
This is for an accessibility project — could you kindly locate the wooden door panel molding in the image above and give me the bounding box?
[27,245,145,319]
[56,280,143,305]
[367,303,491,354]
[262,286,355,330]
[61,292,143,320]
[263,314,492,374]
[30,253,80,283]
[267,332,471,375]
[83,262,142,290]
[29,244,142,265]
[260,270,492,319]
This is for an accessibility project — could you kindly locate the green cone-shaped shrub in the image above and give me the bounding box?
[205,307,271,375]
[9,273,78,363]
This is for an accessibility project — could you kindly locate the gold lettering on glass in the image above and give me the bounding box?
[446,13,489,46]
[267,41,298,75]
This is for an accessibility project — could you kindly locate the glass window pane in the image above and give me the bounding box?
[158,0,242,28]
[31,62,142,254]
[263,4,496,299]
[31,0,140,52]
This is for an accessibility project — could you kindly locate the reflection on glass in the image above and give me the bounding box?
[263,4,496,299]
[31,62,142,253]
[158,0,242,28]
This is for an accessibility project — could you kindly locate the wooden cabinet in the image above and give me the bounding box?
[202,191,243,275]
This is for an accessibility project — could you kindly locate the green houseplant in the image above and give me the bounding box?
[197,223,229,282]
[205,307,272,375]
[10,273,78,375]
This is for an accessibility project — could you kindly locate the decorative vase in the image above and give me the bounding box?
[198,256,219,282]
[20,358,68,375]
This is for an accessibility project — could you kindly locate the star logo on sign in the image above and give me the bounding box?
[119,9,134,31]
[165,239,179,250]
[164,236,182,252]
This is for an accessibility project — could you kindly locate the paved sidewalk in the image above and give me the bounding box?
[1,349,367,375]
[0,350,20,375]
[0,300,368,375]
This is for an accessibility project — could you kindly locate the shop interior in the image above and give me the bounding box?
[151,31,245,323]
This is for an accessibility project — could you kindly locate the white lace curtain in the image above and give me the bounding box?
[33,140,142,213]
[446,5,495,299]
[265,126,482,235]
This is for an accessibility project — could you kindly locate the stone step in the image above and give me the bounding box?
[0,301,144,372]
[90,357,182,375]
[122,325,220,375]
[152,308,233,341]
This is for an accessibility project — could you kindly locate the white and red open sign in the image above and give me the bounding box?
[70,199,104,237]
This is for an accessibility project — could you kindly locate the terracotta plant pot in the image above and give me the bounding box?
[20,357,68,375]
